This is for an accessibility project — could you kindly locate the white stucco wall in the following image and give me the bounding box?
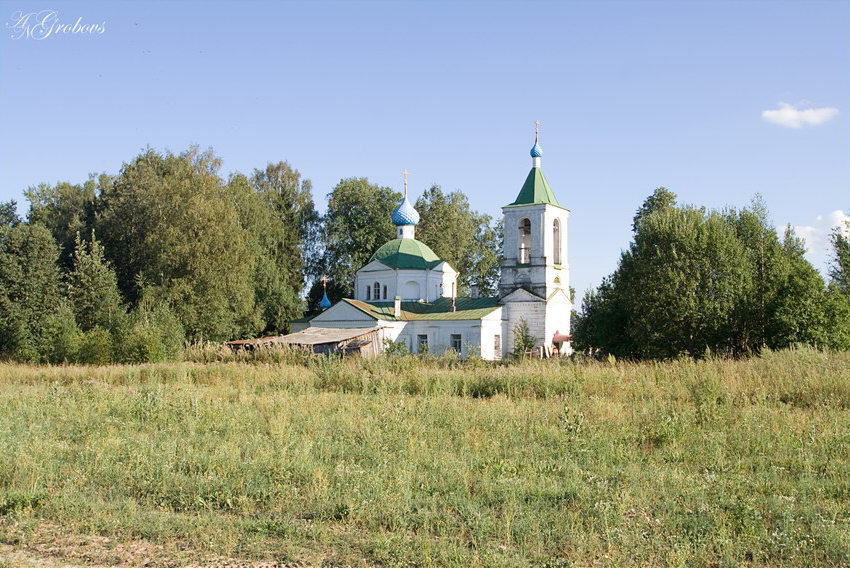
[354,262,458,302]
[501,202,569,300]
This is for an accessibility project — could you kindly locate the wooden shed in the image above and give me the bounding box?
[227,326,384,356]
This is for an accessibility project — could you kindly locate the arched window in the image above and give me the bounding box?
[373,282,380,301]
[383,285,388,300]
[553,218,561,265]
[366,285,371,300]
[519,218,531,263]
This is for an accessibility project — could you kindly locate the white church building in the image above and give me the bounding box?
[294,130,572,359]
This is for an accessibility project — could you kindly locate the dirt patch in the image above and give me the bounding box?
[0,522,313,568]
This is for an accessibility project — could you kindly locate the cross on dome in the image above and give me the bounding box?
[391,169,420,227]
[530,120,543,159]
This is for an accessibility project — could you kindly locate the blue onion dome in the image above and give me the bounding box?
[530,141,543,158]
[391,195,420,226]
[319,290,331,310]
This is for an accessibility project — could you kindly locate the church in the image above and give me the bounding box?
[292,128,572,359]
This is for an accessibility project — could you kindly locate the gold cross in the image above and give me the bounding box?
[402,169,409,196]
[321,276,327,289]
[535,120,540,142]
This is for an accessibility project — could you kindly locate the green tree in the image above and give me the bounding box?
[241,162,319,333]
[766,226,842,350]
[415,185,501,296]
[67,231,125,332]
[115,294,185,363]
[97,147,258,341]
[512,318,537,359]
[0,200,20,231]
[322,178,401,299]
[0,224,63,361]
[829,221,850,294]
[575,190,845,358]
[632,186,677,231]
[25,176,106,270]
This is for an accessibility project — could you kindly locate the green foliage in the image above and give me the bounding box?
[228,162,318,333]
[76,326,114,365]
[97,147,258,341]
[115,298,185,363]
[67,231,125,332]
[24,177,104,270]
[632,186,677,231]
[0,224,63,362]
[43,302,83,364]
[575,191,849,358]
[0,200,20,230]
[322,178,401,298]
[383,338,410,355]
[512,318,537,358]
[829,220,850,293]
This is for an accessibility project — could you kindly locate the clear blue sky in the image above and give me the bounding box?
[2,0,848,298]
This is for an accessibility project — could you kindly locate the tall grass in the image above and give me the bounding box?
[1,347,848,566]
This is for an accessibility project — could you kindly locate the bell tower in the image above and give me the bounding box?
[500,122,570,299]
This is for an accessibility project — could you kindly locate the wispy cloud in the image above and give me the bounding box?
[762,102,839,128]
[783,210,849,273]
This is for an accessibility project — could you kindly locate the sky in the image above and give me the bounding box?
[1,0,848,298]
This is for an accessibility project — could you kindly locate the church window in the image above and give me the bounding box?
[450,334,462,352]
[373,282,380,300]
[417,334,428,353]
[553,218,562,265]
[519,218,531,263]
[366,286,371,300]
[383,285,388,300]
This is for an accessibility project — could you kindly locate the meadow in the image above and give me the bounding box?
[1,348,848,567]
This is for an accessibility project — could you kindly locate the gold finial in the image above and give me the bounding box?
[534,120,540,143]
[321,276,327,289]
[402,169,409,197]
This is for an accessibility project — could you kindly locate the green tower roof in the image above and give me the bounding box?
[507,167,560,207]
[369,238,442,270]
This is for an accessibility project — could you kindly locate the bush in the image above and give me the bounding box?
[76,326,114,365]
[44,303,82,364]
[512,318,537,359]
[383,338,409,356]
[115,302,184,363]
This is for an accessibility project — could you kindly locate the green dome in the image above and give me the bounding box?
[369,238,442,270]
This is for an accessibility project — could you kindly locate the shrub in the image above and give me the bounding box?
[76,326,114,365]
[115,302,184,363]
[512,318,537,359]
[43,303,82,364]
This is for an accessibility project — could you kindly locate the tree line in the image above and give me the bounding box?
[572,188,850,357]
[2,148,847,364]
[0,146,501,363]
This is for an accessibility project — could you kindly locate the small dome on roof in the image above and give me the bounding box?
[391,195,420,226]
[530,141,543,158]
[319,289,331,310]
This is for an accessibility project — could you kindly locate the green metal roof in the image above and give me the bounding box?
[369,238,442,270]
[343,297,500,321]
[507,167,560,207]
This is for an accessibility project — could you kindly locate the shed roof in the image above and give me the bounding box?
[273,326,381,346]
[227,327,381,347]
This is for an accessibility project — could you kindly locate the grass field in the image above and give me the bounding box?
[1,348,849,567]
